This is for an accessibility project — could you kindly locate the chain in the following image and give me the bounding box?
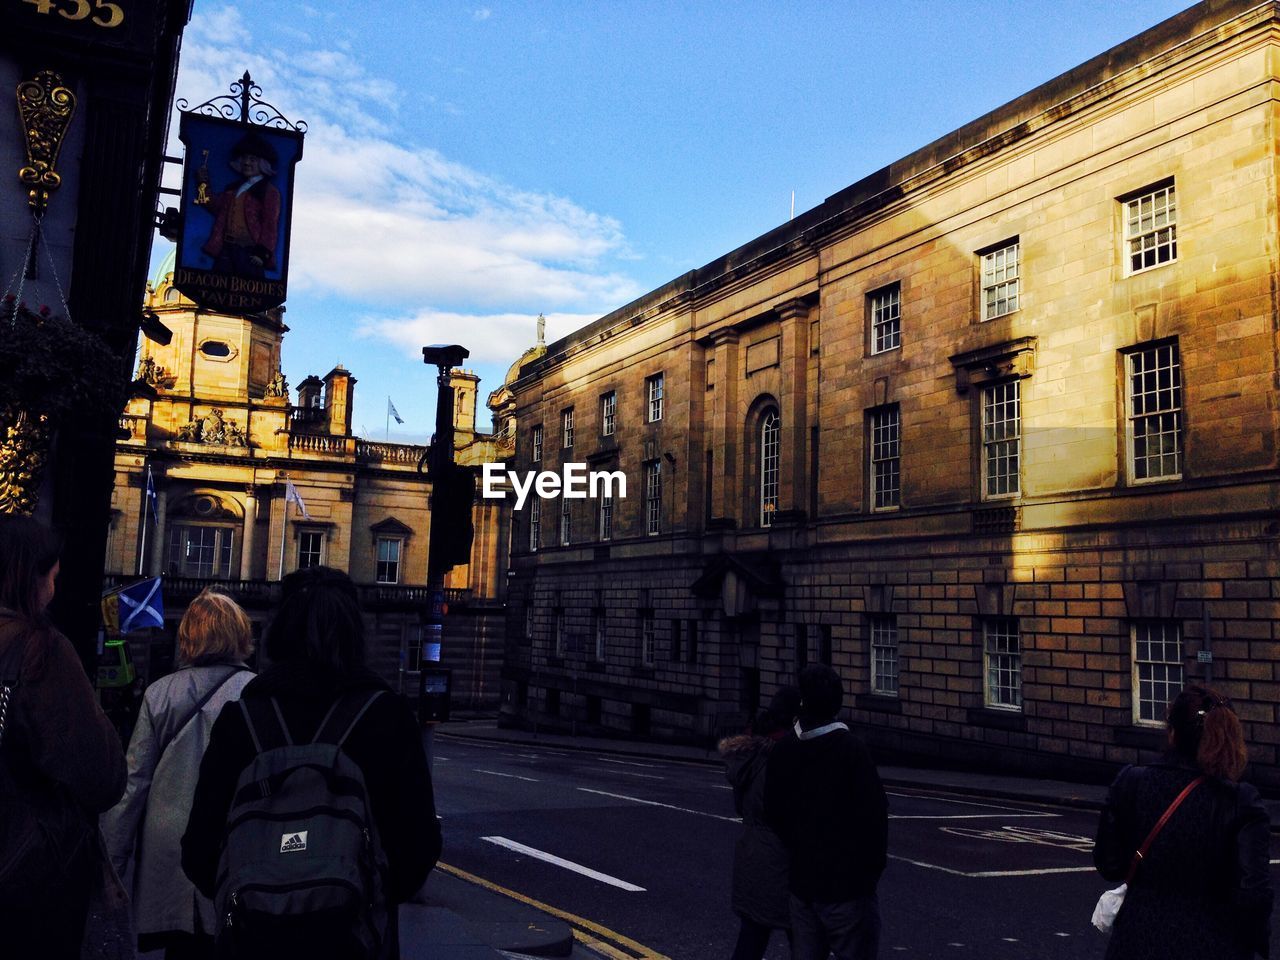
[0,683,11,746]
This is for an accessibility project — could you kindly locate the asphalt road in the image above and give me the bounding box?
[429,735,1280,959]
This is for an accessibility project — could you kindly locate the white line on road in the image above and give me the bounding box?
[474,769,541,782]
[586,768,665,781]
[596,757,663,769]
[889,813,1057,820]
[886,791,1051,812]
[579,787,741,823]
[888,854,1095,878]
[481,836,646,892]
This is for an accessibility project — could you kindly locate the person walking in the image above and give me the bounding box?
[719,687,801,960]
[103,588,256,960]
[181,566,440,959]
[0,515,128,959]
[1093,685,1272,959]
[763,665,887,960]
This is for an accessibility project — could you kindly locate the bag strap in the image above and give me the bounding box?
[240,695,294,754]
[154,666,249,761]
[1125,774,1205,884]
[312,690,386,747]
[0,618,31,747]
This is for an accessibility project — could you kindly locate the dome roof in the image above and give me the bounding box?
[150,245,177,289]
[503,343,545,386]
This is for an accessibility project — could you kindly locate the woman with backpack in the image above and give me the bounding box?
[0,515,127,959]
[1093,684,1273,959]
[182,565,441,960]
[103,588,256,959]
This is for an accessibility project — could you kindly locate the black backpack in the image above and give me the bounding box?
[213,690,389,960]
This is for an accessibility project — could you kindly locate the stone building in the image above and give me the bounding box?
[105,257,513,708]
[502,0,1280,786]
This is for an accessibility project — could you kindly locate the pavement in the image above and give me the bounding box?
[404,713,1280,958]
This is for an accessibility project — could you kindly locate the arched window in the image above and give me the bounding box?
[760,410,780,527]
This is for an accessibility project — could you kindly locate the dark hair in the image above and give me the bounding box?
[752,686,801,737]
[1167,684,1248,781]
[265,566,365,673]
[0,515,61,618]
[798,664,843,723]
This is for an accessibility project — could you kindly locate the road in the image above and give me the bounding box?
[429,735,1280,959]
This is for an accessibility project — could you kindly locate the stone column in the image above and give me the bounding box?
[240,486,257,581]
[776,299,811,517]
[148,480,169,577]
[707,328,740,524]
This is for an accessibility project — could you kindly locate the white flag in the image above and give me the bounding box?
[387,397,404,425]
[284,479,311,520]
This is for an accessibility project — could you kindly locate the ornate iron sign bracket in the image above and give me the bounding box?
[176,70,307,132]
[16,69,76,216]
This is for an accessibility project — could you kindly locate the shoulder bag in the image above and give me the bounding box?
[1092,774,1205,933]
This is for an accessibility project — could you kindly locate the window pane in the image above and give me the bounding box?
[870,406,901,509]
[870,616,899,696]
[1125,185,1177,275]
[760,411,780,526]
[1127,343,1182,482]
[1133,621,1183,723]
[984,618,1021,709]
[982,381,1020,498]
[870,285,901,354]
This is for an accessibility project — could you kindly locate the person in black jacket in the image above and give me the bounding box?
[181,566,441,958]
[763,665,887,960]
[1093,685,1272,959]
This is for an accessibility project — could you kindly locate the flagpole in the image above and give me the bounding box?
[138,492,149,575]
[278,481,288,580]
[386,396,390,441]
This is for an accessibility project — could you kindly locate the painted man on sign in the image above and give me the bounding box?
[196,131,282,280]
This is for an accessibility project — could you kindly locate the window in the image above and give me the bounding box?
[375,536,402,584]
[760,410,780,527]
[598,490,613,541]
[1124,182,1177,275]
[601,391,616,437]
[818,624,833,666]
[981,381,1020,499]
[561,409,574,449]
[404,634,422,673]
[980,239,1020,320]
[795,623,809,670]
[644,460,662,535]
[297,530,324,569]
[869,284,901,354]
[1133,621,1182,725]
[983,618,1022,710]
[166,525,235,579]
[525,605,535,642]
[593,609,606,661]
[671,619,682,661]
[869,405,901,510]
[686,619,699,664]
[641,613,656,667]
[646,373,664,422]
[1126,342,1182,483]
[554,609,566,657]
[528,498,541,552]
[531,425,543,463]
[559,496,571,546]
[870,616,899,696]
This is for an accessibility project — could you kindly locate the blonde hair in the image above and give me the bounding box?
[178,588,254,665]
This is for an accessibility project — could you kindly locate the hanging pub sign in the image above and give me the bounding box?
[173,73,305,313]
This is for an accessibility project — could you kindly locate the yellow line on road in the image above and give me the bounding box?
[436,860,671,960]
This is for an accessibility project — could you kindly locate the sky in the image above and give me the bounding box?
[155,0,1194,444]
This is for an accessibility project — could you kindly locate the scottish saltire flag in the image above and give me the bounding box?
[144,465,159,522]
[387,397,404,425]
[102,577,164,634]
[284,479,311,520]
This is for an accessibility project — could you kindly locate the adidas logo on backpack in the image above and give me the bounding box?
[214,691,390,960]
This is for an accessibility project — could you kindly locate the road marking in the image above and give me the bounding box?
[436,861,670,959]
[597,757,663,769]
[886,790,1050,813]
[711,784,733,790]
[578,787,741,823]
[481,836,645,891]
[474,769,540,782]
[587,768,665,781]
[434,756,450,761]
[888,854,1096,878]
[890,813,1056,820]
[939,825,1093,851]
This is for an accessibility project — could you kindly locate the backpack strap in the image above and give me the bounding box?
[154,666,249,761]
[312,690,386,747]
[239,695,294,754]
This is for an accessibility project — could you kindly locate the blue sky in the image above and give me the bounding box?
[156,1,1192,443]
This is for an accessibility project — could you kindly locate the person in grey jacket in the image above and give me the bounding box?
[103,588,255,960]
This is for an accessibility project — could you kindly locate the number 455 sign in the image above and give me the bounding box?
[21,0,124,28]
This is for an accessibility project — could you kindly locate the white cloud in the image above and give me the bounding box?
[473,8,492,21]
[358,311,598,366]
[173,5,639,323]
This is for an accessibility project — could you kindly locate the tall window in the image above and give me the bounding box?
[759,410,780,527]
[554,608,566,657]
[601,391,616,436]
[559,496,572,546]
[981,240,1020,320]
[1124,182,1176,275]
[561,408,574,449]
[870,616,899,696]
[686,619,698,664]
[529,498,541,552]
[983,618,1022,710]
[981,381,1021,499]
[1133,622,1182,725]
[593,609,606,661]
[645,460,662,535]
[525,605,535,642]
[646,373,664,422]
[375,536,402,584]
[531,425,543,463]
[869,405,901,510]
[297,530,323,569]
[598,490,613,541]
[166,525,235,579]
[641,613,656,667]
[1126,342,1182,483]
[869,284,901,354]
